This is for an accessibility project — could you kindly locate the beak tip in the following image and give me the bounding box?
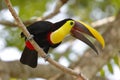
[100,38,105,49]
[102,44,105,49]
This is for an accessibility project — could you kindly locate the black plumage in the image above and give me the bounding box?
[20,19,72,68]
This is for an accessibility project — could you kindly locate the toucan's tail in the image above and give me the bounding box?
[20,46,38,68]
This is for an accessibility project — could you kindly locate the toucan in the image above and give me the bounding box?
[20,18,105,68]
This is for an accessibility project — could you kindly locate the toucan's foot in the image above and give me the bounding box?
[27,35,34,41]
[44,54,50,61]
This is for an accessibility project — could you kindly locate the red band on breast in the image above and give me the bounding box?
[47,32,53,44]
[25,41,35,50]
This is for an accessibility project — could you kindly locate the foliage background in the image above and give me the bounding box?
[0,0,120,80]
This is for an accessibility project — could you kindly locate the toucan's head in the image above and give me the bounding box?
[70,20,105,53]
[51,19,105,53]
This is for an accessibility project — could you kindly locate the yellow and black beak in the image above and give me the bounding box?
[70,21,105,54]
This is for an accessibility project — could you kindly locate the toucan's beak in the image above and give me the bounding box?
[71,21,105,54]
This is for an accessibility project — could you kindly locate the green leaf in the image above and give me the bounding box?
[4,27,24,51]
[107,62,114,74]
[100,68,105,77]
[113,55,119,67]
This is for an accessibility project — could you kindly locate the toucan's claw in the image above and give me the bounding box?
[27,35,34,41]
[44,54,51,61]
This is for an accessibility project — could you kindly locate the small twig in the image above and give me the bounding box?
[0,16,115,29]
[91,16,115,28]
[0,20,17,27]
[4,0,85,79]
[0,20,35,27]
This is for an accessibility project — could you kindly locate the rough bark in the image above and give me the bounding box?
[0,60,76,80]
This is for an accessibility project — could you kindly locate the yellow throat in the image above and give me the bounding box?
[50,20,74,44]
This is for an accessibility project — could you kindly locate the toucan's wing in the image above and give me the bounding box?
[21,21,53,37]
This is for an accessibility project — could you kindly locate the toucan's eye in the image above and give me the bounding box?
[70,21,74,26]
[70,22,73,25]
[66,20,75,27]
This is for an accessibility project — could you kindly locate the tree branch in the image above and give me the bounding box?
[0,60,77,80]
[91,16,115,28]
[69,15,120,79]
[0,60,61,79]
[38,0,69,21]
[4,0,85,80]
[0,20,17,27]
[1,0,69,27]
